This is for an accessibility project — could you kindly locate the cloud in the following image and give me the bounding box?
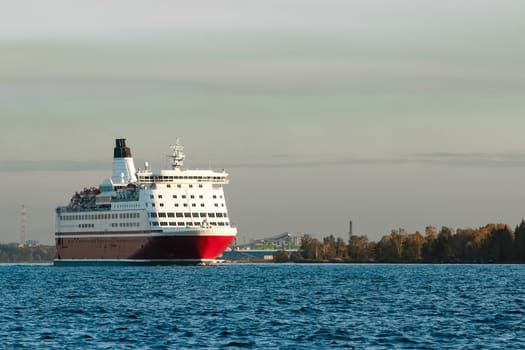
[3,150,525,172]
[0,160,109,172]
[408,152,525,167]
[207,151,525,169]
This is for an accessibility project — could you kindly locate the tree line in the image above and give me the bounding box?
[273,221,525,263]
[0,244,55,263]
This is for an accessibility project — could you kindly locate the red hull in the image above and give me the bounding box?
[55,233,235,262]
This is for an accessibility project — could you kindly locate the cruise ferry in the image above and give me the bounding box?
[54,139,237,265]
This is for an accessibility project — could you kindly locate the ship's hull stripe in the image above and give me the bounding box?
[56,233,235,239]
[54,259,221,266]
[55,230,236,239]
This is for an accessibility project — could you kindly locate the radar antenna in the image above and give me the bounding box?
[168,139,185,169]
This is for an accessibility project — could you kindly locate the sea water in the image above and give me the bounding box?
[0,264,524,349]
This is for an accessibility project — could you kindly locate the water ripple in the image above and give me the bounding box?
[0,264,524,349]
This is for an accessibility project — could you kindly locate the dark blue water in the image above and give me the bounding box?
[1,264,524,349]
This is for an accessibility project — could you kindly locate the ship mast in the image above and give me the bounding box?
[168,139,186,169]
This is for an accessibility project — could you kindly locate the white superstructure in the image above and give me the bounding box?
[56,139,233,234]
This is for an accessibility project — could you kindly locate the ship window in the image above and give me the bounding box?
[192,203,196,207]
[210,222,217,226]
[177,184,181,188]
[184,213,191,218]
[158,213,167,218]
[218,222,225,226]
[220,195,223,199]
[199,184,203,188]
[169,222,177,226]
[150,213,157,218]
[183,203,187,207]
[224,213,228,218]
[160,203,164,207]
[174,203,179,207]
[186,222,193,226]
[160,222,168,226]
[150,195,154,199]
[200,213,206,217]
[167,213,175,218]
[213,195,217,199]
[178,222,185,226]
[190,195,194,199]
[208,213,215,218]
[173,195,177,199]
[194,222,200,226]
[152,203,155,207]
[214,203,219,207]
[199,195,203,199]
[216,213,223,217]
[221,204,224,207]
[189,184,193,188]
[152,222,159,226]
[192,213,199,218]
[158,195,163,198]
[200,203,205,207]
[182,195,186,199]
[176,213,183,217]
[167,184,171,188]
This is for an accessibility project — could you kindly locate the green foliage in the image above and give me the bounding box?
[273,250,290,263]
[515,220,525,261]
[289,251,304,262]
[293,220,525,263]
[0,244,55,263]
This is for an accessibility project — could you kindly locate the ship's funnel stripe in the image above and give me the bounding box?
[114,138,132,158]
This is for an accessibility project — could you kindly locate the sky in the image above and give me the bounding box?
[1,0,525,245]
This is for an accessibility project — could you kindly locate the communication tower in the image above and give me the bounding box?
[348,220,353,241]
[19,205,27,248]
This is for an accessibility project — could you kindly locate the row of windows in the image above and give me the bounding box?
[139,175,225,182]
[151,221,229,227]
[152,194,223,199]
[111,222,140,227]
[62,213,140,221]
[150,212,228,218]
[152,203,225,208]
[77,222,141,229]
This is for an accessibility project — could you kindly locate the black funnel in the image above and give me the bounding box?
[114,139,132,158]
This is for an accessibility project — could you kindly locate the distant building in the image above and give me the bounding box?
[234,232,301,251]
[221,232,302,260]
[24,240,40,247]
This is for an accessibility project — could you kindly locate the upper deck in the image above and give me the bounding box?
[136,169,228,185]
